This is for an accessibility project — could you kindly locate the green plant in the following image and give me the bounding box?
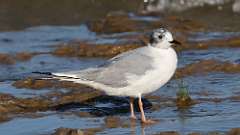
[176,79,192,107]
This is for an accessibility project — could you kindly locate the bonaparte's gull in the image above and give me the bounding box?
[50,28,181,123]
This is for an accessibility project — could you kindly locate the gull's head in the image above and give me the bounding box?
[149,28,181,49]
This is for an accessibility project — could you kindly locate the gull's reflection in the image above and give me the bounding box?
[141,124,146,135]
[129,119,150,135]
[177,108,190,133]
[130,119,137,135]
[130,119,147,135]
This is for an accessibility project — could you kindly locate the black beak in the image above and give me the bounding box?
[170,40,181,45]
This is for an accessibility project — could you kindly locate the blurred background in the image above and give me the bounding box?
[0,0,240,135]
[0,0,239,31]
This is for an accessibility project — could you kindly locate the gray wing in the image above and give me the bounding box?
[56,47,154,88]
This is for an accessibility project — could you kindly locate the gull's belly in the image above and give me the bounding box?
[130,48,177,95]
[143,64,176,94]
[134,64,176,95]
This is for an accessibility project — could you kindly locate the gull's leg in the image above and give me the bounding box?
[130,97,136,119]
[138,94,156,124]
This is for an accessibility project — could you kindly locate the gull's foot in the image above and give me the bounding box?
[141,119,158,125]
[130,115,137,120]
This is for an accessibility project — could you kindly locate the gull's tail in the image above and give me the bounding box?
[32,71,54,80]
[32,71,87,82]
[32,71,53,76]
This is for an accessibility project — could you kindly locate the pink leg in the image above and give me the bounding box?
[130,97,136,119]
[138,95,157,124]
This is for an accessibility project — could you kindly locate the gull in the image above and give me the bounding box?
[50,28,181,124]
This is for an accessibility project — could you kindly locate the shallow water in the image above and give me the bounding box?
[0,81,51,98]
[0,113,103,135]
[0,55,105,82]
[0,1,240,135]
[0,25,240,135]
[0,25,95,53]
[178,48,240,67]
[188,32,240,42]
[97,100,240,134]
[159,73,240,99]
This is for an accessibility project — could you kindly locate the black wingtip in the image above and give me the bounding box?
[32,71,52,75]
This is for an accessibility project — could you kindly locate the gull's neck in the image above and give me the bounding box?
[147,43,177,59]
[149,40,172,49]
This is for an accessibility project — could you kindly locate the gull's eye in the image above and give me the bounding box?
[158,35,163,39]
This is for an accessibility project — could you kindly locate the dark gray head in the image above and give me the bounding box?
[149,28,181,49]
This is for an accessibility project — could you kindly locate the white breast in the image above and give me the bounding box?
[126,46,178,96]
